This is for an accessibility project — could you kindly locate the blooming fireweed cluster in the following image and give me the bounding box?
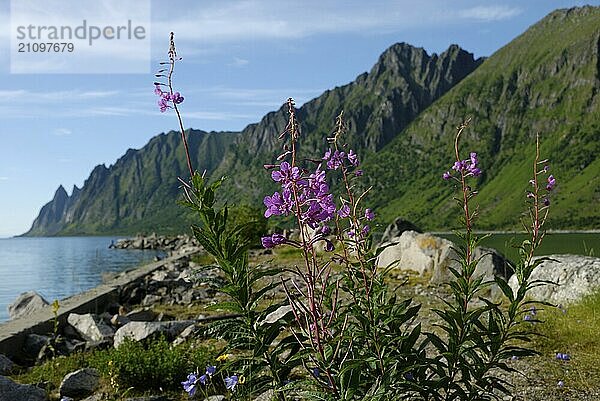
[154,34,557,400]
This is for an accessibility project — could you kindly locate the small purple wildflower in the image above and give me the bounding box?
[364,208,375,221]
[198,374,208,385]
[319,225,331,235]
[206,365,216,376]
[446,152,482,179]
[181,372,199,397]
[312,367,320,378]
[271,161,301,187]
[556,352,570,361]
[361,225,370,237]
[558,380,565,388]
[324,239,335,252]
[546,174,556,191]
[524,314,532,321]
[261,233,287,249]
[323,149,346,170]
[172,91,184,104]
[347,149,359,167]
[225,375,239,391]
[338,204,350,218]
[354,169,363,176]
[403,372,414,381]
[154,84,163,96]
[511,355,519,361]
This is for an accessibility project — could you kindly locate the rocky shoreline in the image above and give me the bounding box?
[1,231,599,400]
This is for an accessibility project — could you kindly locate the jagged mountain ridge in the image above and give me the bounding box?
[25,42,481,235]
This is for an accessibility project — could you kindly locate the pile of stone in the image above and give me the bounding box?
[109,233,200,255]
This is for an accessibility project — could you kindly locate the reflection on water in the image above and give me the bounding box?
[0,236,163,322]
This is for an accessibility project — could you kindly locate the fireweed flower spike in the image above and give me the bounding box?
[154,32,194,178]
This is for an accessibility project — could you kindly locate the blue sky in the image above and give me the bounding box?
[0,0,595,237]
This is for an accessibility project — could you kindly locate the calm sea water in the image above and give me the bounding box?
[437,232,600,263]
[0,237,163,322]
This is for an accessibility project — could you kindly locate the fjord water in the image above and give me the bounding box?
[0,237,163,322]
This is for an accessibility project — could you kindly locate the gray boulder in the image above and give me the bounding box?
[377,231,511,287]
[23,334,50,360]
[0,354,14,375]
[8,291,49,320]
[508,255,600,304]
[59,368,100,398]
[113,320,195,347]
[0,375,47,401]
[67,313,115,342]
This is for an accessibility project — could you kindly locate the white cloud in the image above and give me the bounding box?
[458,5,522,22]
[53,128,71,136]
[228,57,249,67]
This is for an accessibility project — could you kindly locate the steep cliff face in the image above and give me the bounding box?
[24,130,238,235]
[366,6,600,229]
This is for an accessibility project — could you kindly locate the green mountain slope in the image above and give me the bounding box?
[366,6,600,230]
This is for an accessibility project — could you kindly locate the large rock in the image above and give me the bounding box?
[59,368,100,398]
[67,313,115,342]
[113,320,194,348]
[0,375,47,401]
[8,291,49,320]
[0,355,14,375]
[508,255,600,304]
[377,231,511,286]
[380,217,421,244]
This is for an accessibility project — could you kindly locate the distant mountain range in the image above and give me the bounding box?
[24,6,600,236]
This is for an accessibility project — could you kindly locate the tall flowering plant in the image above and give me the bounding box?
[423,122,557,400]
[156,34,299,400]
[262,103,424,400]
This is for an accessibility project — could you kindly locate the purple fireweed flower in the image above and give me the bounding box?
[225,375,239,391]
[324,149,346,170]
[261,233,287,249]
[272,161,301,186]
[324,239,335,252]
[172,91,184,104]
[206,365,216,376]
[181,373,199,397]
[447,152,482,178]
[364,208,375,221]
[361,225,370,237]
[263,190,293,218]
[338,204,350,218]
[348,149,359,167]
[154,84,163,96]
[546,175,556,191]
[319,225,331,235]
[158,97,170,113]
[543,197,550,206]
[354,169,363,177]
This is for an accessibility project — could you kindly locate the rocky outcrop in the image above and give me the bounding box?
[0,354,14,375]
[380,217,422,244]
[8,291,49,320]
[508,255,600,304]
[113,320,195,348]
[377,231,511,288]
[0,376,47,401]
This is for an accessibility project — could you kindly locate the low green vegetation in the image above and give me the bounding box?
[531,290,600,390]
